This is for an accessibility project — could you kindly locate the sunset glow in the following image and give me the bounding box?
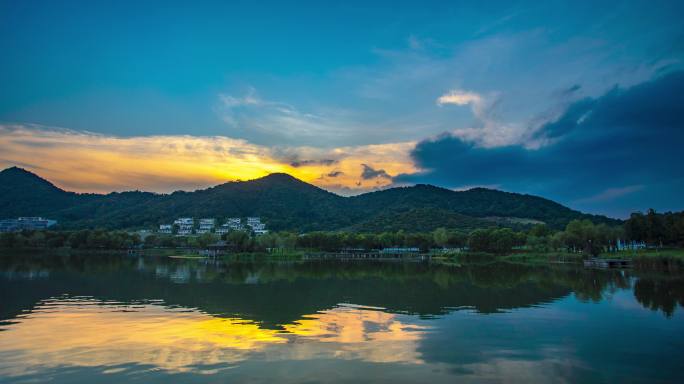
[0,124,417,194]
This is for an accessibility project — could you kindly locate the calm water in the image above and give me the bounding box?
[1,255,683,383]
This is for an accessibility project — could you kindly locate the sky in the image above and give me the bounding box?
[1,0,683,218]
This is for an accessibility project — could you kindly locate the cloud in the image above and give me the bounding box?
[0,124,417,194]
[218,87,261,108]
[437,90,483,106]
[396,71,684,217]
[341,21,681,150]
[361,164,392,180]
[326,171,344,178]
[217,90,337,145]
[216,88,387,147]
[436,88,530,149]
[575,185,645,204]
[290,159,338,168]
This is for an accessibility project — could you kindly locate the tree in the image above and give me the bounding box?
[197,233,218,248]
[468,229,491,253]
[433,228,449,248]
[529,224,551,238]
[228,231,253,252]
[491,228,515,254]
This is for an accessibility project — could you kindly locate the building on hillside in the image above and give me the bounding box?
[0,217,57,232]
[158,224,173,234]
[197,218,215,234]
[174,217,193,225]
[0,219,20,233]
[251,225,268,235]
[174,217,194,236]
[19,217,57,230]
[216,223,231,235]
[227,217,242,230]
[246,217,268,235]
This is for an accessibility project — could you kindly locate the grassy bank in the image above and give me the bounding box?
[443,248,684,266]
[602,248,684,261]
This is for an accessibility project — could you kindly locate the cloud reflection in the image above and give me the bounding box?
[0,298,427,377]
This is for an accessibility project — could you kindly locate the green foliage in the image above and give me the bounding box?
[467,228,520,254]
[624,209,684,246]
[0,229,139,250]
[227,231,254,252]
[348,208,495,232]
[67,230,140,249]
[523,219,623,256]
[0,167,620,233]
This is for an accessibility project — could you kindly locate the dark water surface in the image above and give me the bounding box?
[0,254,683,383]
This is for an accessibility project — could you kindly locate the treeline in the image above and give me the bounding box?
[525,220,622,256]
[2,209,682,254]
[143,231,299,252]
[293,220,626,255]
[0,229,140,249]
[624,210,684,246]
[0,222,639,255]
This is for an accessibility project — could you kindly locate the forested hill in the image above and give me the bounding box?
[0,167,619,231]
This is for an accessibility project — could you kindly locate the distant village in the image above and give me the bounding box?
[0,215,269,237]
[0,217,57,233]
[158,217,268,236]
[0,215,653,253]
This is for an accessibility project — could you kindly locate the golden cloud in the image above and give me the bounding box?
[0,124,418,194]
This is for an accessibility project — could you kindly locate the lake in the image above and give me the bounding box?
[1,254,683,383]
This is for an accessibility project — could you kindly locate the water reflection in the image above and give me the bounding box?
[634,277,684,317]
[0,297,425,378]
[3,255,682,319]
[0,254,683,383]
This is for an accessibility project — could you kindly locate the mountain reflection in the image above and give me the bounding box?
[1,255,683,324]
[1,254,684,383]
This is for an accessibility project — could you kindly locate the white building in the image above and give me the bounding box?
[18,217,57,229]
[0,217,57,232]
[246,217,268,235]
[174,217,194,236]
[216,217,243,234]
[227,217,243,231]
[215,224,231,235]
[158,224,173,234]
[197,218,215,234]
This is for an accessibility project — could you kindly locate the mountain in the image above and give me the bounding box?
[0,167,85,217]
[0,167,620,231]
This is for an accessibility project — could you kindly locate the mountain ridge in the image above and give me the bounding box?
[0,167,620,231]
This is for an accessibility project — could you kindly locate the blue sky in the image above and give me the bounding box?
[0,0,683,217]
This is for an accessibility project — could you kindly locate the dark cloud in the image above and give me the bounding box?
[326,171,344,178]
[290,159,338,168]
[9,139,59,148]
[562,84,582,96]
[396,71,684,217]
[361,164,392,180]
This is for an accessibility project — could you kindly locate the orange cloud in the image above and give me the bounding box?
[0,124,418,194]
